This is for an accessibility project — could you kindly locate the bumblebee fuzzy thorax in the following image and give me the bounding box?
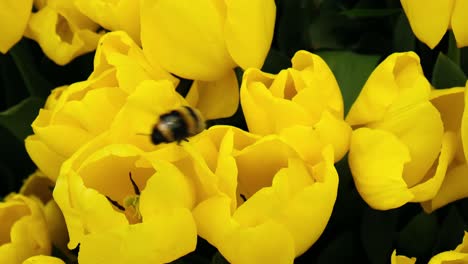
[151,106,205,145]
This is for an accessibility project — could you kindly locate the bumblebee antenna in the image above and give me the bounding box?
[136,132,150,136]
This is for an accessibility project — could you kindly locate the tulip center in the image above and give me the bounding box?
[56,15,73,44]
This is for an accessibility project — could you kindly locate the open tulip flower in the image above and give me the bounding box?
[25,31,180,181]
[241,50,351,164]
[401,0,468,48]
[346,51,448,210]
[188,126,339,264]
[53,134,197,264]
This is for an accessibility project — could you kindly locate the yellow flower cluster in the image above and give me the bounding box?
[347,51,468,212]
[13,1,350,263]
[3,1,467,263]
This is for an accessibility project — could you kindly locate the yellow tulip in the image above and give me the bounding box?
[53,135,197,264]
[401,0,468,48]
[189,126,339,263]
[19,171,69,256]
[140,0,276,81]
[0,0,33,53]
[0,194,51,264]
[25,31,180,181]
[241,50,351,164]
[347,51,447,210]
[25,0,103,65]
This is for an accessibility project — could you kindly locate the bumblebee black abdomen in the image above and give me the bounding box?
[151,106,205,145]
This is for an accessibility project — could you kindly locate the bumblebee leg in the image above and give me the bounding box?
[129,172,140,195]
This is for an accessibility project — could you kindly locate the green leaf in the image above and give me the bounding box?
[316,51,380,115]
[276,0,310,56]
[0,126,36,196]
[396,212,438,260]
[9,39,52,98]
[341,8,401,18]
[0,97,44,141]
[432,52,467,89]
[448,31,461,66]
[211,252,229,264]
[432,206,465,254]
[316,232,362,264]
[261,49,291,74]
[361,207,399,264]
[393,13,416,52]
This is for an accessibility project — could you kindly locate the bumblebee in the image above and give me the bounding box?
[151,106,205,145]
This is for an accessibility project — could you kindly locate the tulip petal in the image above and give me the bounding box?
[410,132,457,202]
[25,135,66,181]
[139,161,196,219]
[224,0,276,70]
[430,87,465,132]
[400,0,454,49]
[390,250,417,264]
[186,69,239,120]
[461,83,468,161]
[421,163,468,212]
[22,256,65,264]
[346,52,427,126]
[291,51,344,117]
[78,208,197,264]
[74,0,141,43]
[349,128,414,210]
[370,101,444,187]
[26,5,102,65]
[451,0,468,48]
[141,0,235,80]
[0,0,32,53]
[193,196,296,264]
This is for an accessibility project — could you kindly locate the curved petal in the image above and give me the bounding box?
[22,256,65,264]
[139,160,196,219]
[370,101,444,188]
[291,50,344,117]
[193,196,296,264]
[346,52,427,126]
[224,0,276,70]
[410,132,457,202]
[186,69,239,120]
[0,0,32,53]
[141,0,235,80]
[400,0,454,49]
[26,6,102,65]
[430,87,465,132]
[90,31,178,93]
[421,163,468,213]
[25,135,66,181]
[391,250,417,264]
[451,0,468,48]
[74,0,141,43]
[349,128,414,210]
[78,208,197,264]
[460,83,468,161]
[428,251,468,264]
